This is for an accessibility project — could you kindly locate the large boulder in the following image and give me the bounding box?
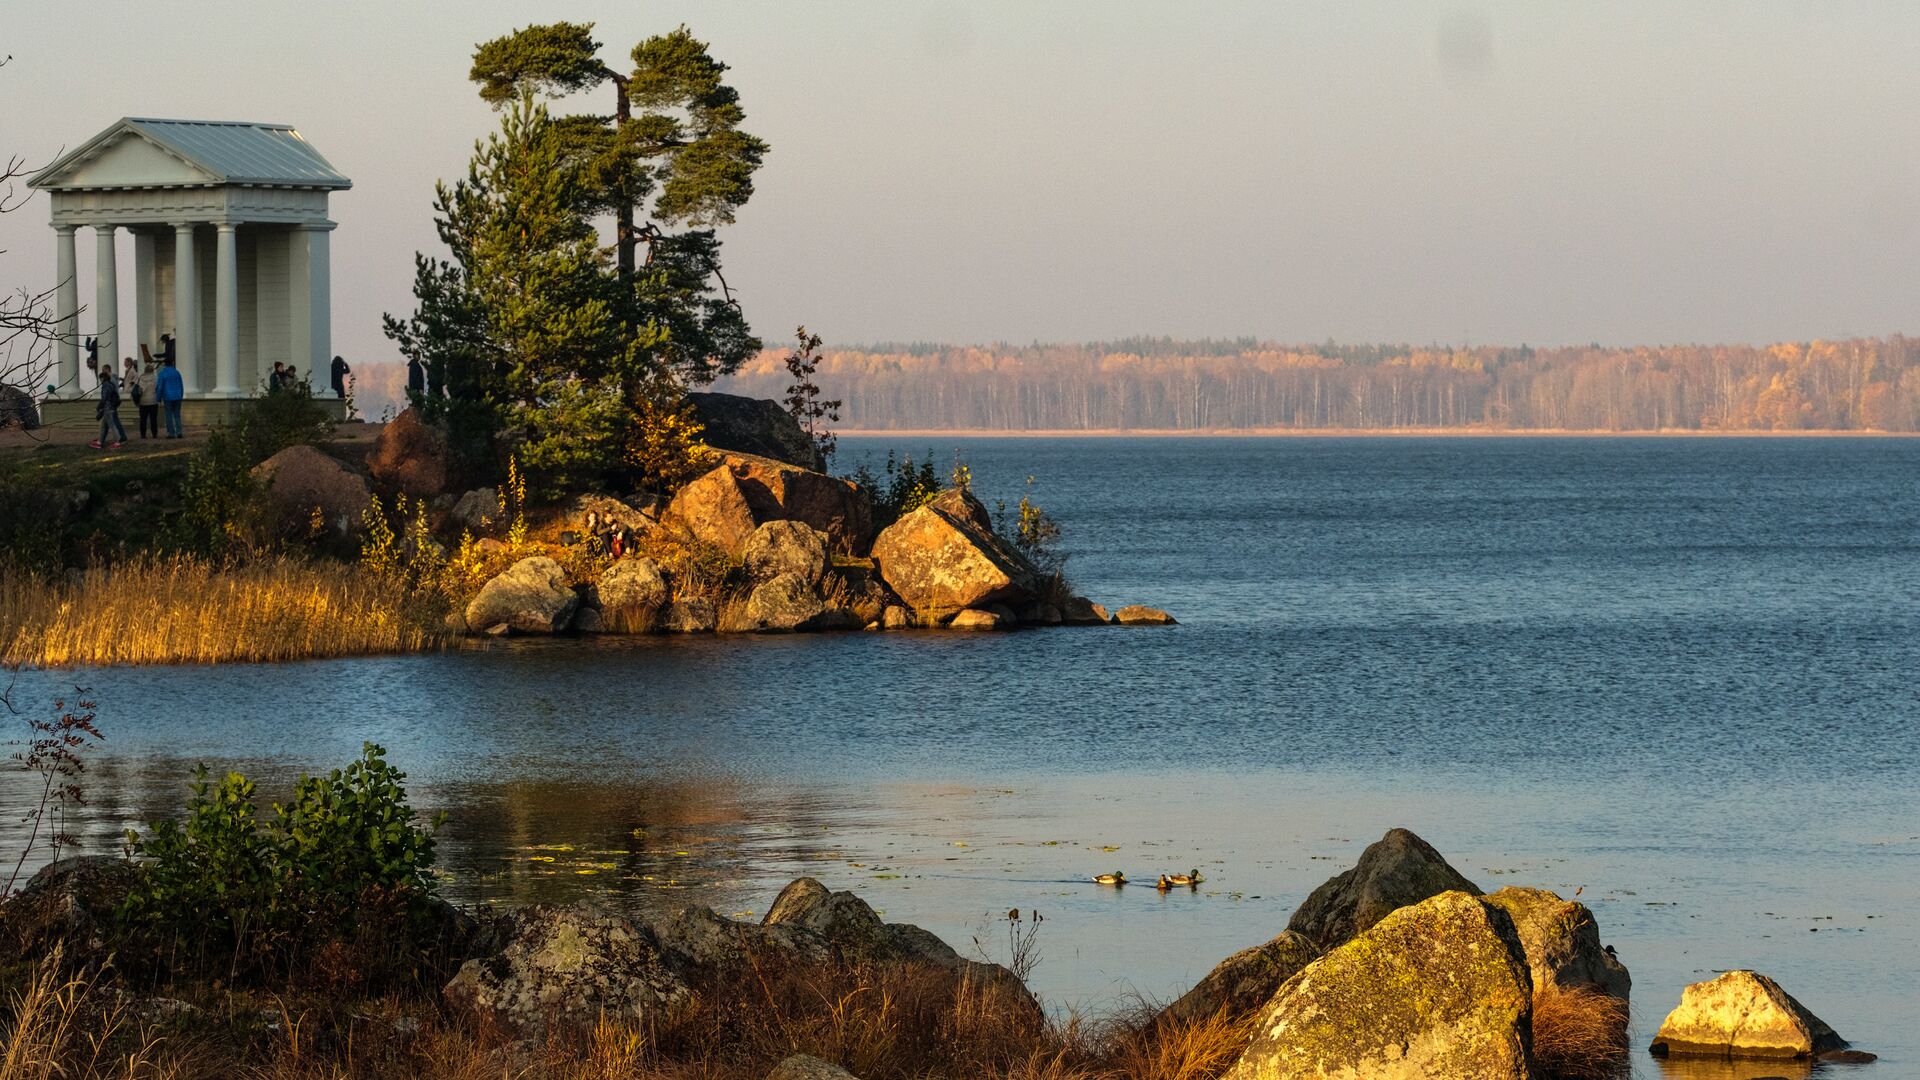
[688,392,824,471]
[1224,892,1534,1080]
[449,487,498,531]
[464,556,578,634]
[444,905,690,1035]
[1482,886,1630,1001]
[569,493,655,534]
[250,444,371,535]
[870,488,1038,618]
[746,572,826,632]
[1650,970,1857,1061]
[1160,930,1320,1028]
[367,407,451,497]
[649,903,834,979]
[744,520,829,585]
[0,856,138,968]
[664,464,761,556]
[723,454,872,556]
[0,383,38,430]
[761,878,1041,1025]
[1286,827,1481,950]
[595,557,668,633]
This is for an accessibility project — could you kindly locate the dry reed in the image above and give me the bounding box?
[1530,984,1630,1080]
[0,555,442,669]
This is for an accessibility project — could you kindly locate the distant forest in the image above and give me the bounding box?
[713,336,1920,432]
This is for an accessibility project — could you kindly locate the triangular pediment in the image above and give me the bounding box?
[31,121,217,190]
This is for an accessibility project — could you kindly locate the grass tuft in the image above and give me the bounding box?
[1530,984,1629,1080]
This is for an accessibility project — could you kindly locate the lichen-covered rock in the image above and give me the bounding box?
[766,1054,860,1080]
[744,520,829,585]
[1062,597,1111,625]
[1483,886,1630,1001]
[688,392,824,471]
[1650,970,1855,1060]
[664,464,761,556]
[250,444,370,536]
[368,407,452,497]
[649,903,834,980]
[444,905,690,1035]
[1115,605,1177,625]
[880,605,913,630]
[465,557,578,634]
[1160,930,1320,1027]
[1287,827,1481,950]
[747,573,826,632]
[596,557,668,632]
[871,488,1038,618]
[948,608,1008,631]
[1225,891,1533,1080]
[660,597,717,633]
[0,856,138,968]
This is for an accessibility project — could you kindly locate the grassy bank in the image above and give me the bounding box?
[0,555,442,668]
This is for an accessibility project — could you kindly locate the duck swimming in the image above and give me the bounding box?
[1156,874,1173,891]
[1167,868,1203,887]
[1093,871,1127,886]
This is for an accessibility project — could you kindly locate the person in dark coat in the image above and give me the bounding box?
[330,354,351,399]
[406,356,426,399]
[90,363,126,448]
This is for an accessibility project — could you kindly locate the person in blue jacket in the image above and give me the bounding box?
[155,353,185,439]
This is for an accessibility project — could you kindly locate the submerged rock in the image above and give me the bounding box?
[1286,827,1481,950]
[1114,604,1176,625]
[1483,886,1631,1001]
[1650,970,1862,1061]
[948,608,1008,631]
[870,488,1038,617]
[1224,891,1534,1080]
[1160,929,1320,1027]
[465,557,578,634]
[443,905,691,1035]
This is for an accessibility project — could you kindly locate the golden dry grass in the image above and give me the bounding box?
[0,555,443,668]
[1531,984,1630,1080]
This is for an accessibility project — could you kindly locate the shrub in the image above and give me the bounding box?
[1531,984,1629,1080]
[855,449,940,530]
[120,744,444,983]
[176,382,334,555]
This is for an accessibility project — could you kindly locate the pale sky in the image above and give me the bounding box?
[4,1,1917,367]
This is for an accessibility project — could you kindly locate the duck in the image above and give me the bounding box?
[1093,871,1127,886]
[1167,868,1204,887]
[1156,874,1173,891]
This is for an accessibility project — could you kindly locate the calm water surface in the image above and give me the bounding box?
[5,436,1917,1079]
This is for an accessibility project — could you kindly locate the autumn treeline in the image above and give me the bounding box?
[712,336,1920,432]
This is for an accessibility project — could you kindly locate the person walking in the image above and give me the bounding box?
[330,354,351,399]
[90,362,126,449]
[156,352,185,439]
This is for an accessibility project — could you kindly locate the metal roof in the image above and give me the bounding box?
[30,117,351,190]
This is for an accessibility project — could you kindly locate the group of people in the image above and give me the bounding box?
[84,339,353,451]
[582,511,639,559]
[87,335,184,448]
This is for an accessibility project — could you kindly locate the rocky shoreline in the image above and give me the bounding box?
[0,827,1873,1078]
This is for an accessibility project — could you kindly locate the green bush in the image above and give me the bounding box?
[852,449,940,530]
[120,743,444,982]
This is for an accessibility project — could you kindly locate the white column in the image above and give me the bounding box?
[213,222,240,396]
[133,230,156,356]
[94,224,118,376]
[54,225,79,394]
[288,222,334,379]
[172,222,199,393]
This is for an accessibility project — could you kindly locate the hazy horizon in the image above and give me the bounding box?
[6,2,1918,371]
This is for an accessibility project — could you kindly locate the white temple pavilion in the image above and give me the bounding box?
[28,118,350,423]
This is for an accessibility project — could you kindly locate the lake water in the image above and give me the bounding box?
[5,435,1918,1078]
